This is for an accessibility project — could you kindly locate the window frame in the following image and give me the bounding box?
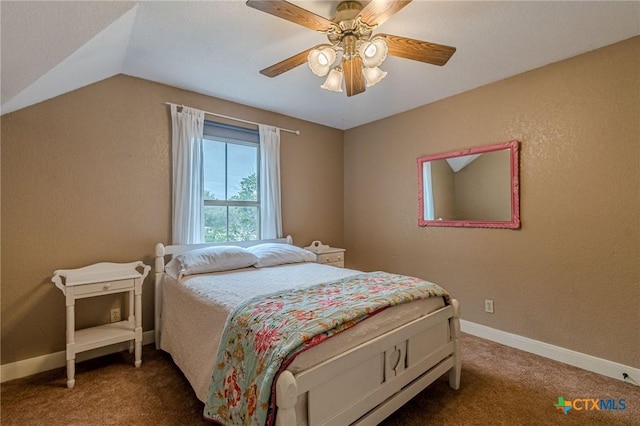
[202,121,260,242]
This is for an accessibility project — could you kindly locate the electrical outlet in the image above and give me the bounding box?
[484,299,494,314]
[110,308,121,323]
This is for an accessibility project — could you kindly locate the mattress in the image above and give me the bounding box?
[160,262,445,403]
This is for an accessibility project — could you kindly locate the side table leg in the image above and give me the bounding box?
[66,359,75,388]
[128,290,135,353]
[135,341,142,368]
[66,304,76,388]
[134,288,142,367]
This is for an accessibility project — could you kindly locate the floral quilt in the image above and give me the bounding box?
[203,271,450,426]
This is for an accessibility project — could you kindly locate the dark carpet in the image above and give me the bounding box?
[2,333,638,425]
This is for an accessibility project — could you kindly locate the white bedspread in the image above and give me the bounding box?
[160,262,445,403]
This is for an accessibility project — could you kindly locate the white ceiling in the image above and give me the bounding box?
[2,1,639,130]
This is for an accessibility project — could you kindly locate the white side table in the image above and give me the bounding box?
[304,241,346,268]
[52,261,150,388]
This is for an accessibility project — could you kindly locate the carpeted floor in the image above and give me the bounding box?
[2,333,638,425]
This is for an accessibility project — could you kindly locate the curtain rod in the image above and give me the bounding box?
[163,102,300,136]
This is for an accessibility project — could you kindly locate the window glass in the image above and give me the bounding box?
[204,205,227,242]
[204,140,225,200]
[228,206,259,242]
[227,144,258,201]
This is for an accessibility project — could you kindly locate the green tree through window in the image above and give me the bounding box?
[203,172,258,242]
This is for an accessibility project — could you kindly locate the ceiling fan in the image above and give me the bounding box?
[246,0,456,97]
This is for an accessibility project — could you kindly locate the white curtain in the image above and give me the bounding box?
[259,125,282,239]
[170,105,205,244]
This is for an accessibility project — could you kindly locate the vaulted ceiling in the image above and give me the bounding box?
[2,1,639,130]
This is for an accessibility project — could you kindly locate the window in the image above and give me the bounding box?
[202,121,260,242]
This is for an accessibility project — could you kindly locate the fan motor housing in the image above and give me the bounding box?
[327,1,373,45]
[333,1,363,23]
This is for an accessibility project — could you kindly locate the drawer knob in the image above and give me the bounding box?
[103,284,111,290]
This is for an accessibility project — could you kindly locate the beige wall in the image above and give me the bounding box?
[344,37,639,367]
[1,75,344,364]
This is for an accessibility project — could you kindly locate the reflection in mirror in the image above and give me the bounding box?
[418,140,520,228]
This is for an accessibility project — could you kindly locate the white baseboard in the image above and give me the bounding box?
[460,320,639,387]
[1,330,156,383]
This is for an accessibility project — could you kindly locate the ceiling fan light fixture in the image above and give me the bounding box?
[321,67,344,92]
[308,46,337,77]
[358,37,388,68]
[249,1,457,98]
[362,66,387,87]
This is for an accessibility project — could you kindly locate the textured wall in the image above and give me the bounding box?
[1,75,344,364]
[344,37,639,367]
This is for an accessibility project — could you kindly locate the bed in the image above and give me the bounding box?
[154,236,460,425]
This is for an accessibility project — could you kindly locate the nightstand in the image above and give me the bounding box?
[304,241,346,268]
[52,261,150,388]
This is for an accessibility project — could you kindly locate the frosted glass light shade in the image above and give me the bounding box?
[362,66,387,87]
[358,38,388,68]
[308,46,337,77]
[321,68,343,92]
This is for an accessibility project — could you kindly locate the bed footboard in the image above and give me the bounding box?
[275,298,461,426]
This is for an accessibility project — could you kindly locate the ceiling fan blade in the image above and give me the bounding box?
[343,56,366,97]
[259,45,326,78]
[358,0,412,27]
[246,0,334,32]
[378,33,456,66]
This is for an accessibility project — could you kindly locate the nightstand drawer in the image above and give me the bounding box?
[317,252,344,264]
[73,279,135,296]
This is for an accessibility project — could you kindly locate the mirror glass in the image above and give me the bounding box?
[418,140,520,228]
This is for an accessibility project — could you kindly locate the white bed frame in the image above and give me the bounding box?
[154,236,460,426]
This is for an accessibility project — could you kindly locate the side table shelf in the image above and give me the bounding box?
[52,261,150,388]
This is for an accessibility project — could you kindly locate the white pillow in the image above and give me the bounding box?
[247,243,316,268]
[165,246,258,279]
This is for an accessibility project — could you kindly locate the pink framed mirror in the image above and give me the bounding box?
[418,140,520,229]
